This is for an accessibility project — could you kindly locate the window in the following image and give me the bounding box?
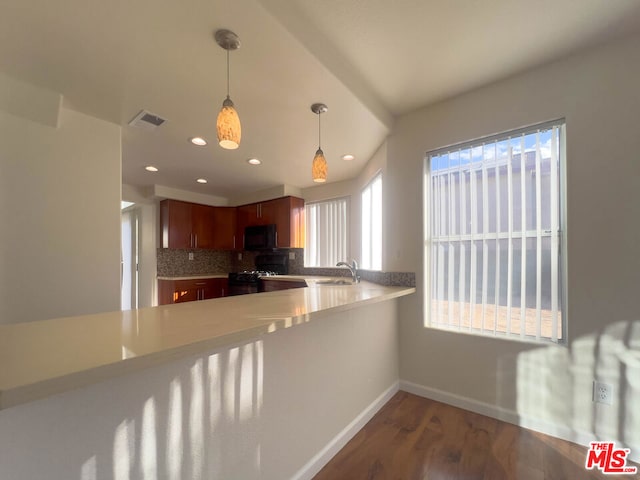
[304,197,349,267]
[425,121,565,343]
[361,173,382,270]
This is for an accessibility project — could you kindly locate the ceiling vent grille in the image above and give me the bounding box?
[128,110,167,130]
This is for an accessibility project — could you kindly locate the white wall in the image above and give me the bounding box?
[388,32,640,455]
[0,76,121,324]
[0,300,399,480]
[229,184,303,206]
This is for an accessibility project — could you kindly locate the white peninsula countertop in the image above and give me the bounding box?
[0,280,414,410]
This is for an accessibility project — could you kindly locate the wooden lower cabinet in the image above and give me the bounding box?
[260,279,307,293]
[158,278,228,305]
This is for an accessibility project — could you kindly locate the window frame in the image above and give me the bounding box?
[361,172,383,271]
[424,120,568,344]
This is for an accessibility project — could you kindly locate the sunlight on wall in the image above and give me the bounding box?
[100,338,266,479]
[167,378,183,480]
[189,359,204,480]
[114,419,134,480]
[225,347,239,421]
[141,397,157,480]
[80,456,96,480]
[516,320,639,459]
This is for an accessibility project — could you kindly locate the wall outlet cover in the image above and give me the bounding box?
[289,251,295,260]
[593,381,613,405]
[188,252,194,261]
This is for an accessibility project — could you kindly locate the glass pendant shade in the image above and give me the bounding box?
[312,148,328,183]
[217,97,241,149]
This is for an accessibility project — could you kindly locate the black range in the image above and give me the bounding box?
[227,253,289,296]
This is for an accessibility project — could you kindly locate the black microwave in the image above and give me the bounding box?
[244,224,277,250]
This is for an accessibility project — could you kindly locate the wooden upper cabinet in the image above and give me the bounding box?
[160,199,215,249]
[235,196,305,248]
[212,207,237,249]
[162,196,303,250]
[191,203,215,249]
[161,199,193,249]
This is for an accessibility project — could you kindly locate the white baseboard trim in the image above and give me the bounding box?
[291,381,400,480]
[399,380,633,461]
[399,379,520,425]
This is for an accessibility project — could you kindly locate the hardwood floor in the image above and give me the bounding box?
[313,391,638,480]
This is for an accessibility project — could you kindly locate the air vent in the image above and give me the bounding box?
[128,110,167,130]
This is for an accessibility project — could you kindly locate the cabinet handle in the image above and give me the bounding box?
[195,282,206,285]
[275,231,278,247]
[221,288,225,296]
[190,233,193,248]
[233,235,236,249]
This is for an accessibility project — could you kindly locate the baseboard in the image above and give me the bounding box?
[400,379,520,425]
[291,381,400,480]
[399,380,640,463]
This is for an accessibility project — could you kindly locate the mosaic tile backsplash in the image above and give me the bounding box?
[157,247,415,287]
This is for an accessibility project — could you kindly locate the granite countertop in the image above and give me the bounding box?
[0,281,415,411]
[157,274,228,280]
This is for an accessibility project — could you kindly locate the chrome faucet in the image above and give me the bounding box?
[336,259,360,283]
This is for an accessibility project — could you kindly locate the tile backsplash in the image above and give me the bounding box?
[156,248,301,276]
[156,249,233,277]
[157,248,415,287]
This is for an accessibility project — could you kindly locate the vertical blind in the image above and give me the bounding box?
[427,121,564,343]
[304,197,349,267]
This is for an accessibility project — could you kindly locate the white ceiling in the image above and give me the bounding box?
[2,0,640,199]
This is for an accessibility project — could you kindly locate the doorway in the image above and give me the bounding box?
[121,203,139,310]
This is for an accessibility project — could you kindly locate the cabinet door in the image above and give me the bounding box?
[161,200,193,248]
[212,207,237,249]
[207,278,228,298]
[191,204,215,249]
[258,199,278,226]
[266,196,306,248]
[169,280,200,303]
[158,279,176,305]
[288,196,305,248]
[236,204,255,248]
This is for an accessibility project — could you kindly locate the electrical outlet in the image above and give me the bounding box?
[238,252,243,261]
[593,381,613,405]
[188,252,194,261]
[289,251,295,260]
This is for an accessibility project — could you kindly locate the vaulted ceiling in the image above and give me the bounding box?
[2,0,640,198]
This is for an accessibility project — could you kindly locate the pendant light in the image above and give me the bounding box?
[215,29,241,150]
[311,103,328,183]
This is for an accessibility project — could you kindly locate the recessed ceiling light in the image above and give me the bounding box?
[196,178,208,184]
[190,137,208,146]
[145,165,159,172]
[247,158,261,165]
[341,154,355,161]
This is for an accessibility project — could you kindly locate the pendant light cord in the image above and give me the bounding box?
[318,112,322,150]
[226,49,230,98]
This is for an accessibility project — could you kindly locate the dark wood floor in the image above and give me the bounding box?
[313,391,638,480]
